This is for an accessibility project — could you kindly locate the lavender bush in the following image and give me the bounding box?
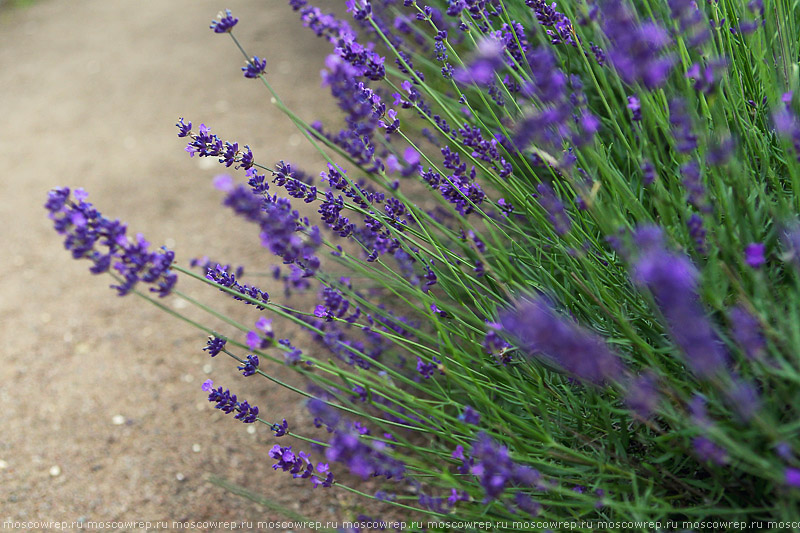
[47,0,800,528]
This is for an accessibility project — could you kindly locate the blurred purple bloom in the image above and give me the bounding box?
[686,59,727,93]
[786,468,800,488]
[726,378,760,422]
[469,432,541,502]
[671,99,698,153]
[325,428,405,480]
[692,436,728,465]
[745,242,766,268]
[632,226,728,378]
[627,95,642,121]
[498,297,624,383]
[626,372,660,418]
[459,406,481,425]
[536,183,571,236]
[602,0,675,90]
[729,305,766,360]
[454,36,505,86]
[687,213,706,254]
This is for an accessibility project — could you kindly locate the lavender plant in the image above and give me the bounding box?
[47,0,800,528]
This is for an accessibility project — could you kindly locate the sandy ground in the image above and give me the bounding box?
[0,1,382,530]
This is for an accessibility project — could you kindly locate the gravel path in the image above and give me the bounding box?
[0,1,363,530]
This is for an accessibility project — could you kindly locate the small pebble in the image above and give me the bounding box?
[111,415,125,425]
[203,364,212,374]
[176,472,185,481]
[192,444,201,453]
[0,459,8,469]
[247,425,256,434]
[49,465,61,477]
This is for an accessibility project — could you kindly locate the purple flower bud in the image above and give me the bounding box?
[210,9,238,33]
[459,406,481,425]
[203,336,227,357]
[242,56,267,79]
[627,95,642,121]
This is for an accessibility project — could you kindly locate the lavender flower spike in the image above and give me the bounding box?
[498,297,624,383]
[632,226,728,378]
[45,187,177,298]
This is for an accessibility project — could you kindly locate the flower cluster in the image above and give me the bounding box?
[45,187,177,297]
[202,380,259,424]
[206,264,270,309]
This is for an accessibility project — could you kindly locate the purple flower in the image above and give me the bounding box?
[238,354,260,377]
[515,493,541,516]
[345,0,371,20]
[272,418,289,437]
[325,427,405,480]
[498,297,624,383]
[210,9,238,33]
[206,264,269,309]
[242,56,267,78]
[685,59,727,93]
[375,490,396,502]
[526,0,576,46]
[745,242,766,268]
[602,0,675,90]
[692,436,728,465]
[459,406,481,425]
[687,213,706,254]
[626,372,660,418]
[416,356,442,379]
[203,336,227,357]
[270,444,333,488]
[222,185,321,277]
[469,432,541,501]
[45,187,177,298]
[728,305,766,360]
[536,183,571,235]
[786,468,800,488]
[689,394,711,428]
[627,95,642,121]
[201,379,214,392]
[207,385,259,423]
[453,36,505,86]
[378,109,400,133]
[726,378,760,422]
[525,48,568,103]
[632,227,728,378]
[671,99,698,153]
